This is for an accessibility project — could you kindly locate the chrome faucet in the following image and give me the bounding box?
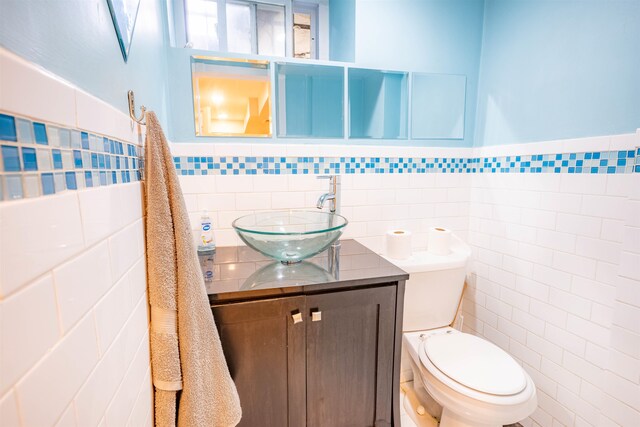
[316,175,340,214]
[317,175,342,268]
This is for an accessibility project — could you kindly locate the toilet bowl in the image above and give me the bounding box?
[404,329,537,427]
[384,236,537,427]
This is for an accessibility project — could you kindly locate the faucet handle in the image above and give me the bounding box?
[316,175,334,180]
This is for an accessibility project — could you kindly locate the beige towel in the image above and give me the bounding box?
[144,112,242,427]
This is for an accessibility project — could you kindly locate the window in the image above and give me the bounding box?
[185,0,285,56]
[185,0,220,51]
[293,4,318,59]
[183,0,322,59]
[192,56,272,137]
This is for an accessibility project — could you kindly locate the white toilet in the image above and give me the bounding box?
[385,236,537,427]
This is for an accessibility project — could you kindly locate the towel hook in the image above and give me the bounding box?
[128,90,146,125]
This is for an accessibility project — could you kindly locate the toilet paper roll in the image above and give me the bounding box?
[386,229,412,260]
[427,227,452,255]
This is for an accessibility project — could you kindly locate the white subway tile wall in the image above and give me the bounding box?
[176,171,472,253]
[0,49,152,427]
[173,133,638,427]
[464,162,640,427]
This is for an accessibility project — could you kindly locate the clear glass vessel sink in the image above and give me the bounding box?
[232,211,348,264]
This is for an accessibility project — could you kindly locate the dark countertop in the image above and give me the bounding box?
[202,239,409,304]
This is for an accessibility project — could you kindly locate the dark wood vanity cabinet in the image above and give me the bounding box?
[211,285,398,427]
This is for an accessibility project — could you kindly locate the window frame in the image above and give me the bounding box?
[178,0,325,59]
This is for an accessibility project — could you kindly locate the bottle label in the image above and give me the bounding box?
[200,220,214,248]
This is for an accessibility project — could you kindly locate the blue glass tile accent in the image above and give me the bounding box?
[33,122,48,145]
[41,173,55,195]
[85,171,93,187]
[70,131,81,148]
[59,129,71,147]
[54,172,65,192]
[2,145,21,171]
[73,150,83,168]
[52,149,63,169]
[1,111,638,203]
[16,118,34,143]
[65,171,77,190]
[0,114,17,142]
[81,132,89,149]
[4,175,23,199]
[22,147,38,171]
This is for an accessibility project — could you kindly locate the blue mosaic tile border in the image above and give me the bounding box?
[0,113,143,202]
[174,148,639,176]
[1,112,637,202]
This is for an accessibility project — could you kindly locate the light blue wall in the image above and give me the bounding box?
[329,0,355,62]
[0,0,169,125]
[354,0,485,147]
[475,0,640,146]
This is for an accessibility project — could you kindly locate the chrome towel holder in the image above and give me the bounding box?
[128,90,146,125]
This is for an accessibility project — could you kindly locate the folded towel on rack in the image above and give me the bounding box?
[144,112,242,427]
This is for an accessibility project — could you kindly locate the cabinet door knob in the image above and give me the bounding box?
[311,310,322,322]
[292,312,303,324]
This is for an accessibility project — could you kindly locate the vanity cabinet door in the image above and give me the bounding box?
[305,286,396,427]
[212,296,306,427]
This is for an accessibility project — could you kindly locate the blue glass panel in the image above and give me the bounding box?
[73,150,83,168]
[52,149,63,169]
[22,147,38,171]
[81,132,89,149]
[276,63,344,138]
[0,114,17,142]
[411,73,465,139]
[58,128,71,147]
[2,145,21,171]
[85,171,93,187]
[33,122,48,144]
[4,175,23,199]
[65,172,77,190]
[16,118,34,143]
[349,68,408,139]
[41,173,55,195]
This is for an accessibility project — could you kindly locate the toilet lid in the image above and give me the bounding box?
[423,333,527,396]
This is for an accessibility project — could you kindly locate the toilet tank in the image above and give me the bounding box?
[384,235,471,332]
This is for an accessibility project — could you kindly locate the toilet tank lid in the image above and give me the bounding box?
[382,236,470,274]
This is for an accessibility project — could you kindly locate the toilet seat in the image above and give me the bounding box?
[404,329,537,427]
[422,332,527,396]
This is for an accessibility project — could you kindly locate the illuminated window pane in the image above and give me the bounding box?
[226,2,252,54]
[192,57,272,137]
[257,5,285,57]
[186,0,219,50]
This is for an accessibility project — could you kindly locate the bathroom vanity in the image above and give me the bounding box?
[205,240,409,427]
